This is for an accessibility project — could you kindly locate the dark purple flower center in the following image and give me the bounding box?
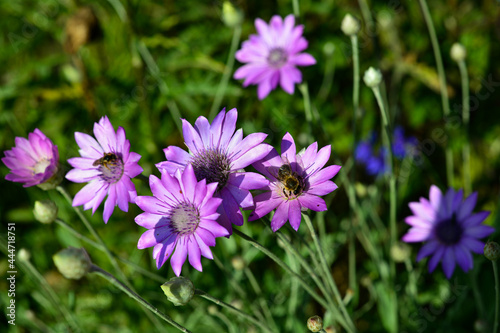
[267,47,288,68]
[170,202,200,236]
[191,148,231,193]
[434,214,463,245]
[94,153,124,184]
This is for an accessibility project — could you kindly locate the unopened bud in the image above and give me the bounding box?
[53,247,91,279]
[341,14,360,36]
[18,248,31,262]
[307,315,323,332]
[484,241,500,261]
[323,42,335,56]
[34,200,58,224]
[222,1,243,28]
[391,242,411,263]
[231,256,245,271]
[161,276,195,306]
[450,43,466,63]
[363,67,382,88]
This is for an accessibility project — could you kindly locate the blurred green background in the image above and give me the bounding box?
[1,0,499,332]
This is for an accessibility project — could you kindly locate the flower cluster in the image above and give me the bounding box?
[355,126,417,177]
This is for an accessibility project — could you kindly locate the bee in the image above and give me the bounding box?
[276,163,304,197]
[93,153,118,169]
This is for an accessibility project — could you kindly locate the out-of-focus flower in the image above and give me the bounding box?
[250,133,341,232]
[234,14,316,99]
[135,164,229,276]
[2,129,61,189]
[341,14,360,36]
[156,108,271,234]
[402,185,494,278]
[65,116,143,223]
[355,126,417,177]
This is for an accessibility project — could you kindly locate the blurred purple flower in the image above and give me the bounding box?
[2,129,60,189]
[135,164,229,276]
[156,108,272,234]
[249,133,341,232]
[234,14,316,99]
[355,126,417,177]
[402,185,494,279]
[66,116,143,223]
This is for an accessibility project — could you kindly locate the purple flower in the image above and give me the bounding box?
[249,133,341,232]
[402,185,495,279]
[234,14,316,100]
[2,129,60,189]
[66,116,143,223]
[135,164,229,276]
[156,108,272,234]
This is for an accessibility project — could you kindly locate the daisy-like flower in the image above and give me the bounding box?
[156,108,272,234]
[135,164,229,276]
[2,129,61,190]
[66,116,143,223]
[249,133,341,232]
[402,185,495,279]
[234,14,316,100]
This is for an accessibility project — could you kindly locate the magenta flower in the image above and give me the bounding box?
[234,14,316,99]
[156,108,272,234]
[135,164,229,276]
[66,116,143,223]
[402,185,494,279]
[2,129,60,189]
[249,133,341,232]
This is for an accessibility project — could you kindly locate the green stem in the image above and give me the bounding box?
[90,265,191,332]
[302,213,356,333]
[232,228,351,330]
[418,0,454,187]
[244,267,278,331]
[292,0,300,17]
[493,261,499,333]
[195,289,274,333]
[458,59,471,195]
[209,25,242,120]
[56,186,164,330]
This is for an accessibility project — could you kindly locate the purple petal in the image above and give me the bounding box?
[279,65,301,94]
[402,228,432,242]
[194,233,214,259]
[462,237,486,253]
[288,200,302,231]
[103,185,117,223]
[441,247,456,279]
[182,119,203,154]
[199,219,229,238]
[289,53,316,66]
[135,212,166,229]
[298,193,327,211]
[271,202,289,232]
[427,246,445,272]
[74,132,102,159]
[194,116,211,147]
[457,191,477,220]
[308,165,341,186]
[164,145,192,165]
[464,225,495,238]
[135,196,169,215]
[187,237,203,272]
[462,211,490,228]
[281,133,296,164]
[226,184,254,209]
[171,237,188,276]
[221,188,243,226]
[219,108,238,148]
[248,190,282,221]
[307,180,338,196]
[228,172,269,190]
[416,240,440,261]
[454,244,473,272]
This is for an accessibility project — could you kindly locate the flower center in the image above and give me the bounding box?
[434,214,463,245]
[170,202,200,236]
[94,153,124,184]
[33,158,51,174]
[191,148,231,193]
[267,48,288,68]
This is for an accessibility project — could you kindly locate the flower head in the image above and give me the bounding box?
[249,133,341,232]
[135,164,229,276]
[65,116,143,223]
[156,108,272,234]
[402,185,494,278]
[2,129,60,189]
[234,14,316,99]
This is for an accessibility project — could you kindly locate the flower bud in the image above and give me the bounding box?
[341,14,360,36]
[231,256,245,271]
[33,200,58,224]
[53,247,91,279]
[363,67,382,88]
[390,242,411,263]
[484,241,500,261]
[222,1,243,28]
[161,276,195,306]
[18,248,31,262]
[307,315,323,332]
[323,42,335,56]
[450,43,466,63]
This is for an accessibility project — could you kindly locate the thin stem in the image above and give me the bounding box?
[299,82,314,123]
[418,0,454,187]
[54,218,165,283]
[470,271,486,320]
[90,265,191,332]
[458,59,471,195]
[195,289,274,333]
[244,268,278,331]
[209,25,242,120]
[292,0,300,17]
[493,261,499,333]
[302,213,356,333]
[56,186,164,330]
[232,228,351,330]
